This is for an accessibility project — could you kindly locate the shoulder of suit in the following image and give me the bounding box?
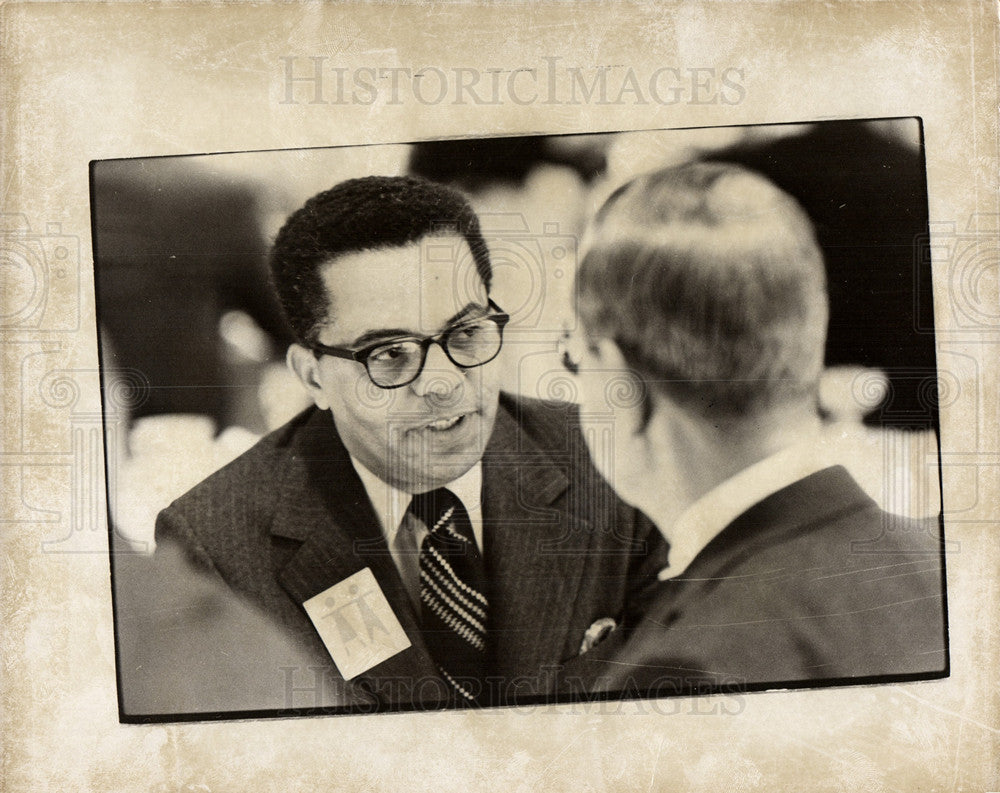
[498,391,582,454]
[160,405,318,515]
[720,473,943,578]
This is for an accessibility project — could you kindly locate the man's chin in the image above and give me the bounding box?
[394,408,498,491]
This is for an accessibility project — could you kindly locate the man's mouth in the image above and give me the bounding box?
[419,412,473,432]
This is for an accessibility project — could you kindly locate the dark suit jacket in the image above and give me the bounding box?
[560,466,947,699]
[148,393,666,713]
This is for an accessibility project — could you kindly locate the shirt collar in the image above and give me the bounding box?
[659,436,835,580]
[349,456,483,548]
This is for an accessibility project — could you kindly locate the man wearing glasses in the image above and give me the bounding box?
[154,176,665,711]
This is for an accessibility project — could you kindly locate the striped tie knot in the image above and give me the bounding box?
[409,489,473,555]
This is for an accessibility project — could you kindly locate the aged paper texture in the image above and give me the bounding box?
[1,2,997,790]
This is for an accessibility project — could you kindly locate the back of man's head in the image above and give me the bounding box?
[577,162,828,422]
[270,175,492,344]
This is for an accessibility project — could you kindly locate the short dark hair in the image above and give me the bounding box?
[270,175,492,344]
[577,162,828,420]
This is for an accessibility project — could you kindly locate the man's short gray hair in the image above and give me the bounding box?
[577,161,828,420]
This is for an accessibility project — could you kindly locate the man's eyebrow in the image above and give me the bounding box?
[349,328,417,348]
[348,302,489,349]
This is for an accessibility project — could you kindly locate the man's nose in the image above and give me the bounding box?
[409,342,465,400]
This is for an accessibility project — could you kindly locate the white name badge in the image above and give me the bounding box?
[303,568,412,680]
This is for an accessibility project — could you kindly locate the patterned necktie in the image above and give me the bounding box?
[408,487,490,705]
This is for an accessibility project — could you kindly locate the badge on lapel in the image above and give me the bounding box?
[303,567,411,680]
[579,616,618,655]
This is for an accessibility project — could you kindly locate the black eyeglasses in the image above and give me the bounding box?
[557,333,580,375]
[557,329,593,375]
[557,329,604,375]
[309,300,510,389]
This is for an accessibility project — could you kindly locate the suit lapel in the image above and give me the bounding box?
[270,408,444,703]
[483,402,587,680]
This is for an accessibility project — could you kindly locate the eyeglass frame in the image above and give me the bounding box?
[307,298,510,389]
[557,328,602,376]
[556,333,580,375]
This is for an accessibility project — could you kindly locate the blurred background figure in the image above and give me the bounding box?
[93,158,294,431]
[94,159,299,546]
[93,119,941,554]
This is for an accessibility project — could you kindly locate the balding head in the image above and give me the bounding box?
[577,162,828,422]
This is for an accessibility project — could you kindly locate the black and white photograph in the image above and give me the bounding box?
[4,3,997,790]
[94,120,948,720]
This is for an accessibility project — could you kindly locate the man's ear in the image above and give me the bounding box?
[592,337,651,438]
[286,343,330,410]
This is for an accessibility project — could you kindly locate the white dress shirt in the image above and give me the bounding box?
[350,457,484,608]
[659,438,836,580]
